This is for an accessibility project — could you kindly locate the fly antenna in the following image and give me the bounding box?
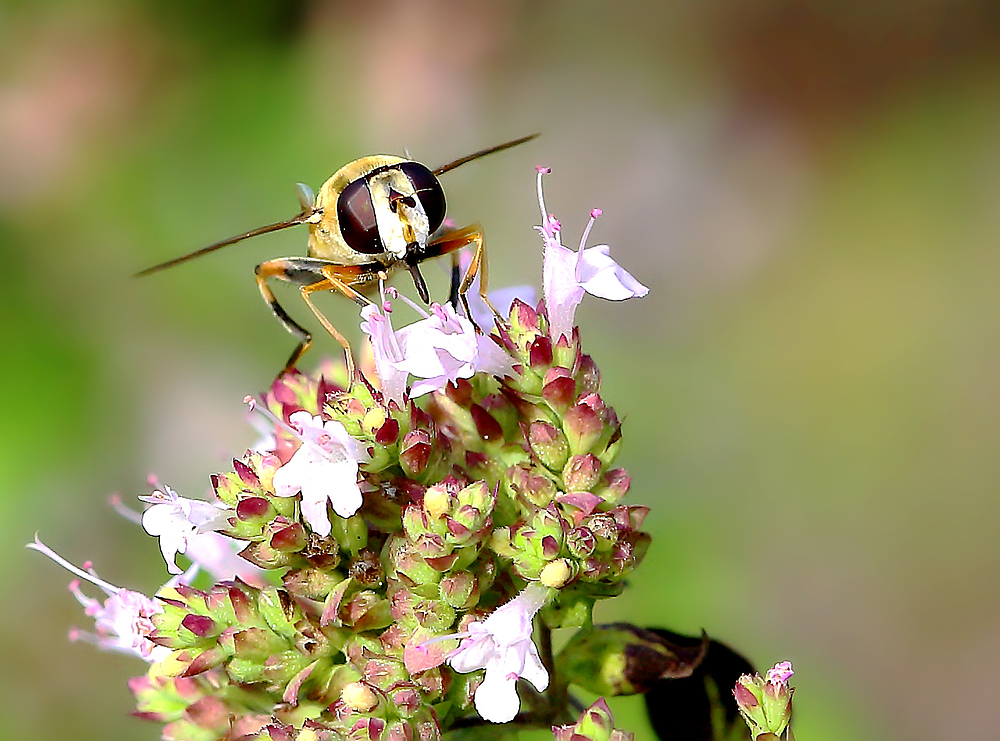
[433,133,539,176]
[134,210,315,278]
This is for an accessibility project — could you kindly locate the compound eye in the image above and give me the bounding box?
[399,162,446,233]
[337,178,384,254]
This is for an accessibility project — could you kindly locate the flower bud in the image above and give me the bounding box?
[734,661,794,738]
[562,453,603,492]
[399,430,432,476]
[563,402,604,455]
[470,403,503,442]
[540,558,574,588]
[575,353,602,396]
[528,421,570,472]
[542,367,578,411]
[553,698,632,741]
[341,681,379,712]
[509,298,540,334]
[423,485,452,519]
[528,335,553,369]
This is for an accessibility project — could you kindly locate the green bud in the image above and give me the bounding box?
[553,698,633,741]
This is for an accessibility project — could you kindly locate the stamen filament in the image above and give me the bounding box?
[27,536,121,596]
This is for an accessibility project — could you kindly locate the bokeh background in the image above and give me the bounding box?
[4,1,1000,740]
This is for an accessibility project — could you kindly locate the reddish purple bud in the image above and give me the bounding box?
[172,584,205,601]
[270,523,307,552]
[270,378,298,405]
[733,680,759,708]
[465,450,489,470]
[529,335,554,368]
[363,656,408,689]
[228,586,252,623]
[439,570,477,609]
[376,417,400,446]
[181,614,216,637]
[184,695,229,728]
[562,453,603,492]
[541,534,560,559]
[557,492,602,525]
[182,647,226,676]
[386,720,413,741]
[445,378,474,407]
[510,298,540,331]
[445,517,471,538]
[566,527,597,558]
[575,354,602,395]
[409,405,434,431]
[542,368,578,410]
[232,459,260,488]
[266,723,294,741]
[236,496,271,521]
[470,404,503,442]
[586,512,619,547]
[627,505,649,530]
[351,716,385,740]
[400,430,432,475]
[564,403,604,454]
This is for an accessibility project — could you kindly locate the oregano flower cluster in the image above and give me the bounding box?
[30,168,795,741]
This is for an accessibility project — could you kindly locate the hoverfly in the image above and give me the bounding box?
[136,133,537,380]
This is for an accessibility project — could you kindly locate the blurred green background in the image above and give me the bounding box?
[4,1,1000,740]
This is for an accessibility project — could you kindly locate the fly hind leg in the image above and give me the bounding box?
[255,260,313,372]
[255,257,373,381]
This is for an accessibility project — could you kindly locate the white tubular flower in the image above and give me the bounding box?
[27,537,169,662]
[271,411,366,536]
[447,583,550,723]
[536,167,648,342]
[139,485,233,575]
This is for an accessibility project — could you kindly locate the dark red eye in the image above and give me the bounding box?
[398,162,446,233]
[337,179,384,254]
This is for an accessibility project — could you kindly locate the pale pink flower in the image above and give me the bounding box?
[447,583,550,723]
[535,168,648,341]
[27,537,168,662]
[397,303,513,398]
[766,660,794,687]
[362,298,513,402]
[111,492,264,585]
[139,485,232,574]
[182,530,267,586]
[271,411,366,536]
[360,301,409,407]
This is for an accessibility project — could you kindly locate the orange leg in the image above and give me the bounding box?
[426,224,500,324]
[255,257,376,379]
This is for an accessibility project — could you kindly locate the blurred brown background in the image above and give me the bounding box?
[4,1,1000,740]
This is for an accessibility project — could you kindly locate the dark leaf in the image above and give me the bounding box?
[643,628,755,741]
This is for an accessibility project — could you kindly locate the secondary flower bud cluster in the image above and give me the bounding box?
[124,286,649,738]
